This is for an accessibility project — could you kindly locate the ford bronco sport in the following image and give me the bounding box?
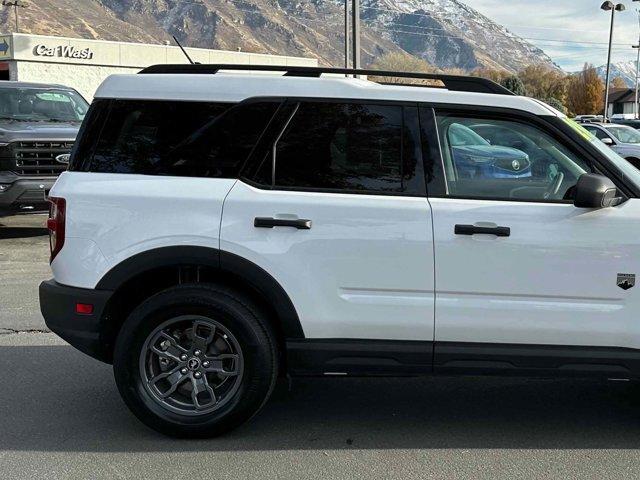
[0,81,88,216]
[39,65,640,437]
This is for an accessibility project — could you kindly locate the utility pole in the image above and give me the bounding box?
[351,0,360,70]
[1,1,27,34]
[635,9,640,118]
[601,2,626,121]
[344,0,349,71]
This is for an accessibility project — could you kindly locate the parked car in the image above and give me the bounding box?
[574,114,603,122]
[610,113,636,121]
[447,122,531,179]
[610,118,640,130]
[581,122,640,169]
[0,81,88,217]
[467,122,556,179]
[39,64,640,438]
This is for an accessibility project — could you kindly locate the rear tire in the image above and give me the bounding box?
[113,283,278,438]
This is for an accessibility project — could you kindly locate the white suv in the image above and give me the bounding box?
[39,64,640,437]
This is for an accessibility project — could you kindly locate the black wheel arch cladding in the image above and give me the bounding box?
[96,246,305,339]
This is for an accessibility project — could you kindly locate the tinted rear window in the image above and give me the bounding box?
[250,101,424,195]
[72,99,279,178]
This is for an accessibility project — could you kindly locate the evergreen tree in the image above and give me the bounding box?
[501,76,526,95]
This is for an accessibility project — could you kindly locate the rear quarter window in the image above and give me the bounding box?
[71,99,280,178]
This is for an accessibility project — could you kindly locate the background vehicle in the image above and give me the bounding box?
[610,113,636,121]
[610,118,640,130]
[467,122,557,179]
[580,122,640,169]
[574,115,603,122]
[0,82,88,217]
[447,123,531,179]
[39,65,640,438]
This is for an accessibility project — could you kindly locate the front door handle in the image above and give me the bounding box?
[254,217,312,230]
[454,224,510,237]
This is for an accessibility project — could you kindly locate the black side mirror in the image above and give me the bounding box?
[574,173,618,208]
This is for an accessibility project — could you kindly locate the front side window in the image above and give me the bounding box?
[86,100,278,177]
[435,113,592,202]
[583,125,612,142]
[265,101,423,194]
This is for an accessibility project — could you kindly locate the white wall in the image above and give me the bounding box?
[13,61,138,101]
[608,101,637,117]
[2,33,318,101]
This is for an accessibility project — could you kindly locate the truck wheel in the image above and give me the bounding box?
[113,284,278,438]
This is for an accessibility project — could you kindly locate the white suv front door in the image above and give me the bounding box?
[429,110,640,351]
[222,100,435,341]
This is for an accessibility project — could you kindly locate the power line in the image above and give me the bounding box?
[367,24,635,49]
[150,0,639,66]
[170,0,636,48]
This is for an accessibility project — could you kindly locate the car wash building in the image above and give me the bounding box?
[0,33,318,100]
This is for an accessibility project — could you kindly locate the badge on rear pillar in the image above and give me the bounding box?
[617,273,635,290]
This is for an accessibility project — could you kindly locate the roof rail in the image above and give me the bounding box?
[138,64,514,96]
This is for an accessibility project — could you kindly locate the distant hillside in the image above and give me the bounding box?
[0,0,558,72]
[595,61,638,87]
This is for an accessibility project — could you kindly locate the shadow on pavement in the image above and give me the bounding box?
[0,227,48,239]
[2,343,640,452]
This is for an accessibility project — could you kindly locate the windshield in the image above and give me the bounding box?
[449,123,489,146]
[605,125,640,144]
[0,87,88,123]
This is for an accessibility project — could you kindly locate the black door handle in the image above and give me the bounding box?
[254,217,312,230]
[454,224,510,237]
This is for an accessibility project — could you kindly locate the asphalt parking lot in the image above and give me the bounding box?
[3,214,640,479]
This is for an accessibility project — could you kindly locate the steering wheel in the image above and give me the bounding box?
[543,171,564,200]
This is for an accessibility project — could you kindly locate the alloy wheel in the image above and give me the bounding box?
[139,315,244,416]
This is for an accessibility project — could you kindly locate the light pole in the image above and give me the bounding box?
[602,1,626,122]
[352,0,360,70]
[634,41,639,118]
[1,0,27,33]
[344,0,349,72]
[634,6,640,118]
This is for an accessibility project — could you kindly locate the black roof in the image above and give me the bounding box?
[139,64,514,96]
[608,88,635,104]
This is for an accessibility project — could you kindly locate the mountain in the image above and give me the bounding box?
[595,61,638,87]
[359,0,556,72]
[0,0,557,73]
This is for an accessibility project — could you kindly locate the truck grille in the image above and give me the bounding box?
[12,141,74,175]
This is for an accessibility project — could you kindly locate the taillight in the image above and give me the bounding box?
[75,303,94,315]
[47,197,66,263]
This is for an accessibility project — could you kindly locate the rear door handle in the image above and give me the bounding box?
[254,217,312,230]
[454,224,510,237]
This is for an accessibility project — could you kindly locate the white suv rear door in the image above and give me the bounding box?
[221,100,435,341]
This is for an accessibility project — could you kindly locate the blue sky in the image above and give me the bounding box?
[463,0,640,71]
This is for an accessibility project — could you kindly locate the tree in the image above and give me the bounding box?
[518,65,567,104]
[369,52,438,85]
[470,67,510,84]
[566,63,605,116]
[501,75,526,95]
[611,76,628,89]
[543,97,567,114]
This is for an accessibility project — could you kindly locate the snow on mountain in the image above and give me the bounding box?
[359,0,558,72]
[4,0,558,73]
[595,61,638,87]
